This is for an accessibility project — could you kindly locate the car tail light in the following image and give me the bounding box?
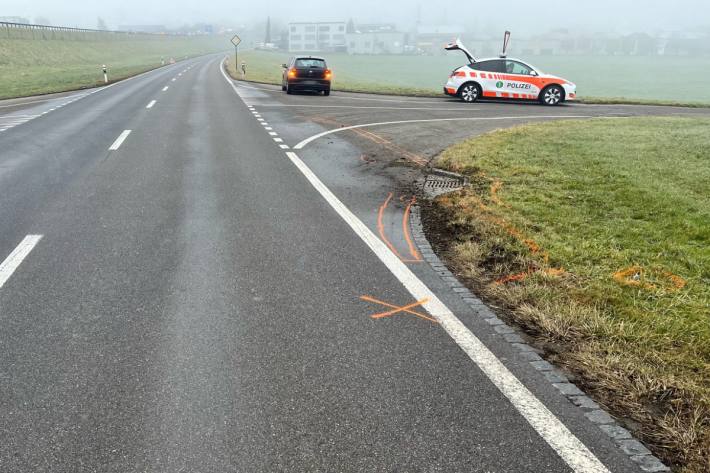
[288,68,297,78]
[324,69,332,80]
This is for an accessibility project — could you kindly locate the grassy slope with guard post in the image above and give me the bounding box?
[0,24,229,99]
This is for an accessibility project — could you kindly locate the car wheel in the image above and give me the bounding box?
[286,83,293,95]
[323,89,330,96]
[458,83,481,103]
[282,82,286,91]
[541,85,564,106]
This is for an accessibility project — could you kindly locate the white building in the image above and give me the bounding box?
[346,24,406,55]
[288,22,347,53]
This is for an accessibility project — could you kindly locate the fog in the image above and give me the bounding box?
[2,0,709,34]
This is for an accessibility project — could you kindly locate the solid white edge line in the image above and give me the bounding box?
[294,115,593,149]
[146,100,156,109]
[218,57,610,473]
[109,130,131,150]
[0,235,43,289]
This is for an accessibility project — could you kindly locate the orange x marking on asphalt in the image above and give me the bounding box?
[360,295,437,323]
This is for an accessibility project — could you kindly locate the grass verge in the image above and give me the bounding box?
[225,51,710,108]
[0,36,229,99]
[425,117,710,472]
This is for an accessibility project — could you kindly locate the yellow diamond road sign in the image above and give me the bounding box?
[231,35,242,47]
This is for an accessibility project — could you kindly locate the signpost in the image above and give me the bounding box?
[231,35,242,72]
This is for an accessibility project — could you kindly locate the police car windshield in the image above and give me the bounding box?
[295,58,326,68]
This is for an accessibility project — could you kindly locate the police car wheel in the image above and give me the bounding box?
[459,83,480,103]
[541,85,564,106]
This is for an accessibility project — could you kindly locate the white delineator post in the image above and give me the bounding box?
[102,64,108,83]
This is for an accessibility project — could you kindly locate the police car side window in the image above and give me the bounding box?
[507,61,532,75]
[473,60,505,72]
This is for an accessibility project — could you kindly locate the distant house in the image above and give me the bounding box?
[621,33,657,55]
[415,25,465,55]
[346,24,406,55]
[659,32,709,56]
[118,25,167,34]
[288,22,347,53]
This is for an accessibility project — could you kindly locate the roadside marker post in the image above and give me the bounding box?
[231,34,242,75]
[241,61,246,79]
[102,64,108,83]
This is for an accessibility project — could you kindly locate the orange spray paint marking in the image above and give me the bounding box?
[377,193,423,264]
[308,115,428,166]
[490,180,510,208]
[613,266,686,292]
[360,295,436,323]
[378,193,405,260]
[495,267,565,285]
[402,196,423,262]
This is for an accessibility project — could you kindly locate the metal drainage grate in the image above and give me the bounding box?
[422,171,467,197]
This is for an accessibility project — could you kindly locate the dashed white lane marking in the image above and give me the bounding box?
[109,130,131,150]
[0,114,42,132]
[146,100,156,109]
[279,144,290,149]
[294,115,593,149]
[218,57,612,473]
[274,138,283,143]
[264,127,273,131]
[0,61,187,133]
[0,235,43,289]
[172,78,177,82]
[268,131,278,136]
[162,86,169,92]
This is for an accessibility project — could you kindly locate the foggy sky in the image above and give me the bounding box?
[3,0,709,33]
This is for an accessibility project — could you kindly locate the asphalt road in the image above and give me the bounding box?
[2,54,707,472]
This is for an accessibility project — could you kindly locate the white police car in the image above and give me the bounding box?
[444,36,577,106]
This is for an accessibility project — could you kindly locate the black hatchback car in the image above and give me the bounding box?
[281,56,332,95]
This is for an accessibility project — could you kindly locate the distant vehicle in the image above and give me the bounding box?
[282,56,332,96]
[443,33,577,106]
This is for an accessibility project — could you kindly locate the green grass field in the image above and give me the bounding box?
[228,50,710,105]
[430,117,710,472]
[0,35,229,99]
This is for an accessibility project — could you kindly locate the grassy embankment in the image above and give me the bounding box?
[226,50,710,107]
[0,32,229,99]
[427,117,709,472]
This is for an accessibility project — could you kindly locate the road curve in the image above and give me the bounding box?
[3,53,700,472]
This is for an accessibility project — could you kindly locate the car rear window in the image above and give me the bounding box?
[295,58,326,68]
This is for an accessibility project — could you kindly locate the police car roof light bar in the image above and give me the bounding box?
[500,31,511,58]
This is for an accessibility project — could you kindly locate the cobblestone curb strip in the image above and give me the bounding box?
[408,205,670,473]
